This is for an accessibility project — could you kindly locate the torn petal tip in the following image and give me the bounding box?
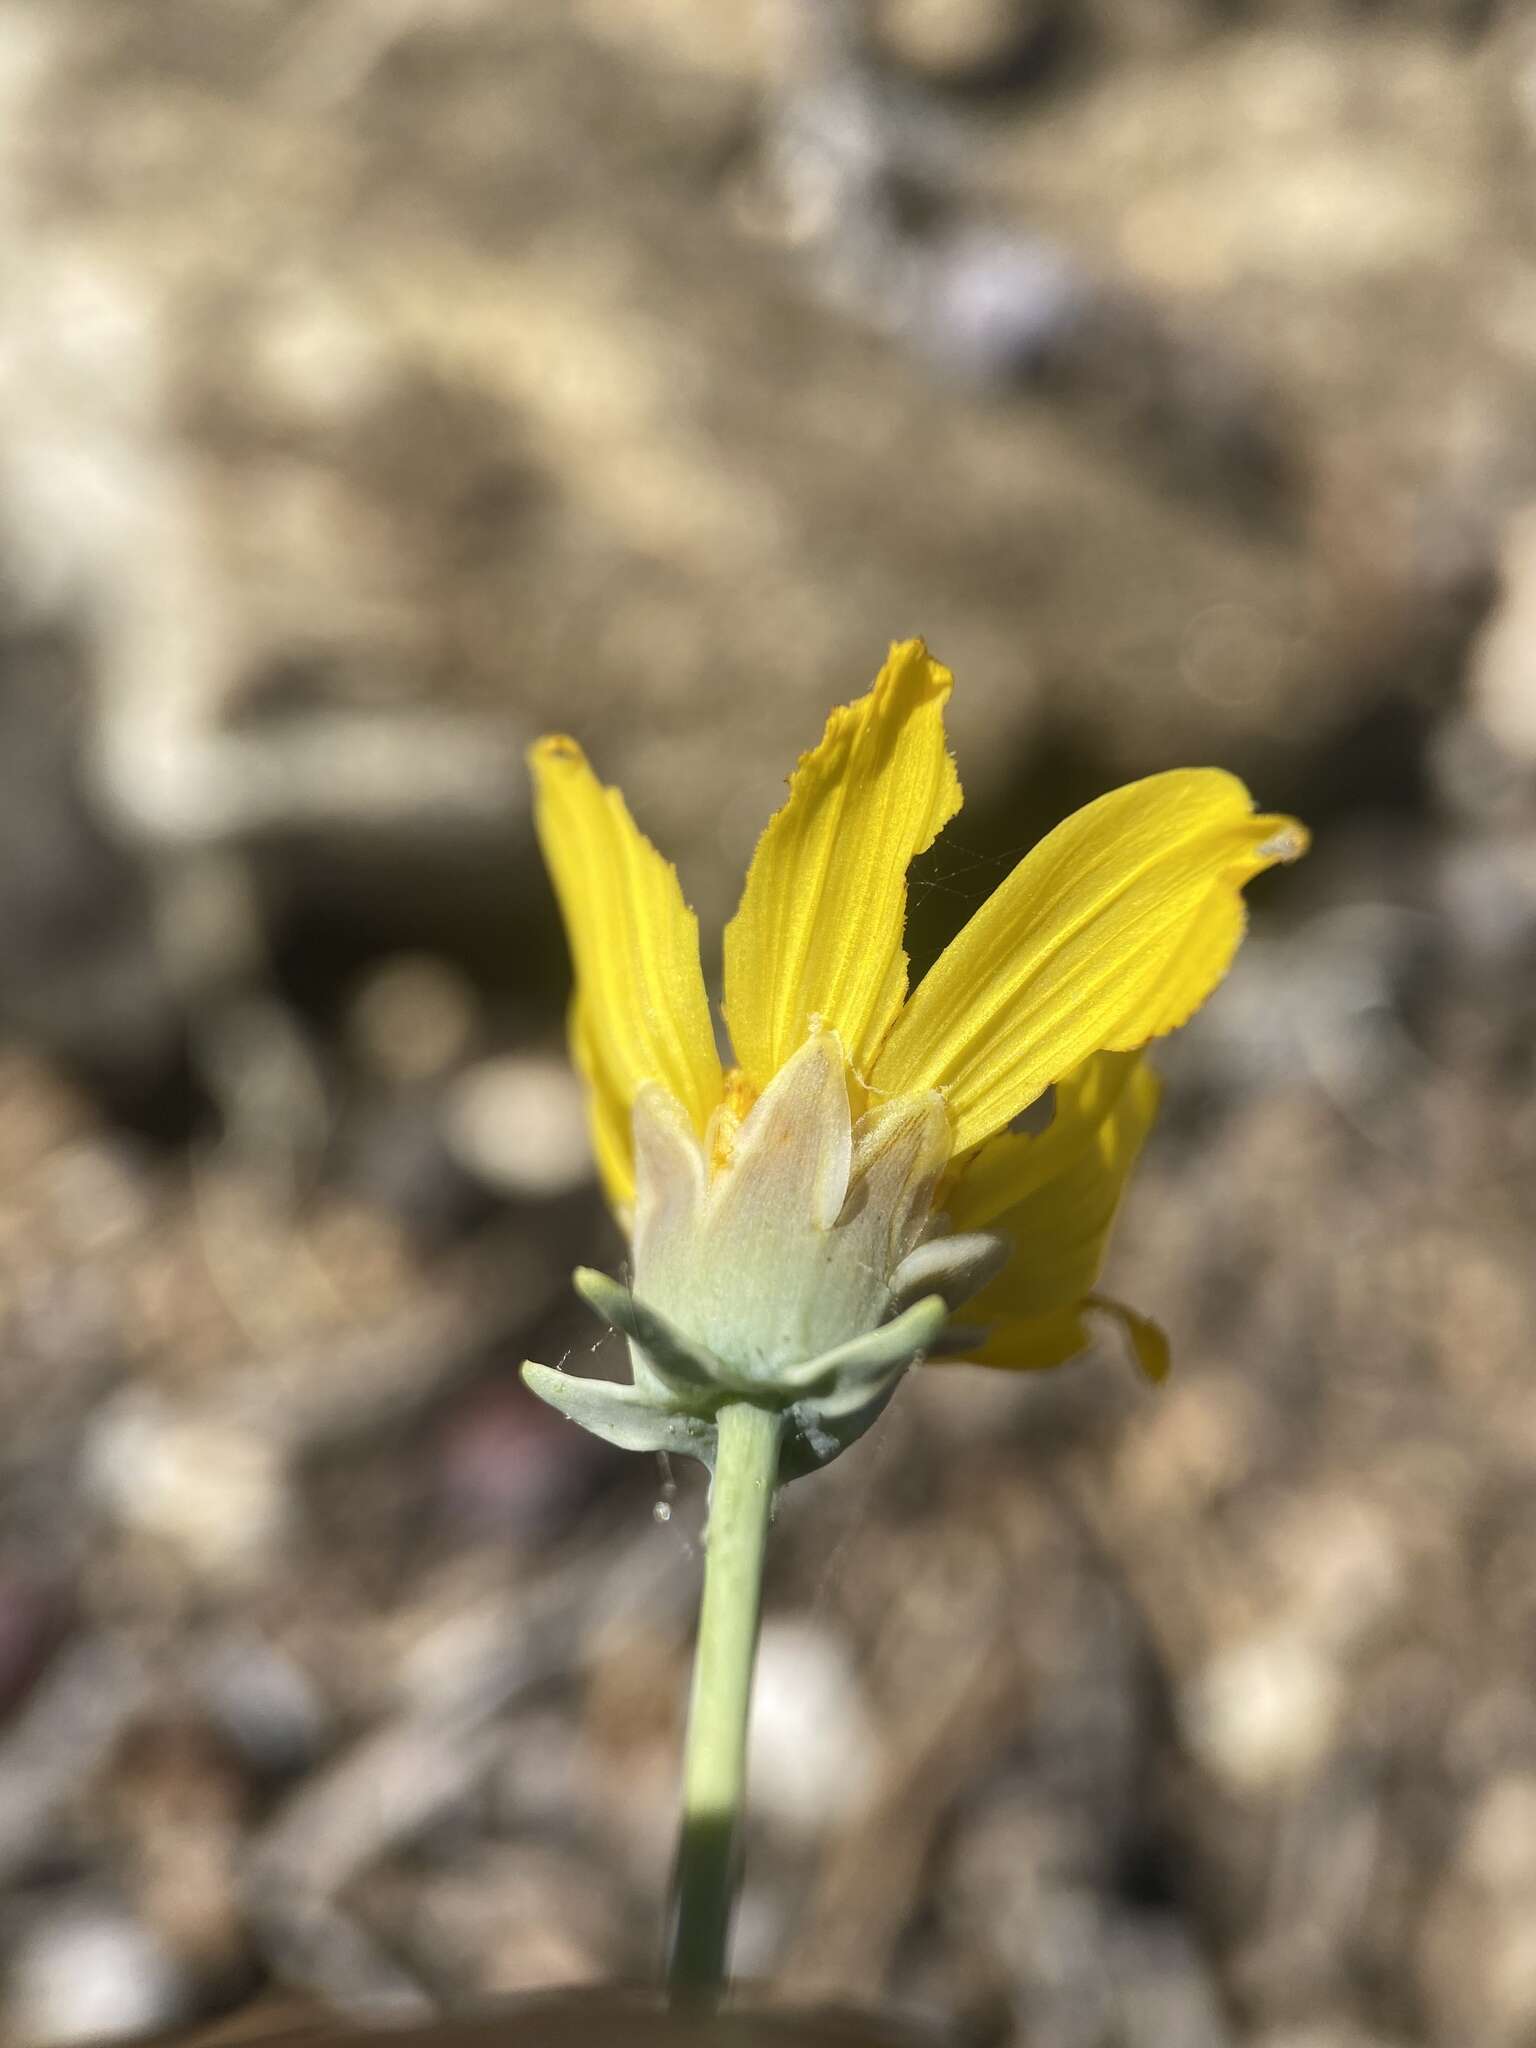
[1258,820,1309,864]
[1087,1293,1172,1384]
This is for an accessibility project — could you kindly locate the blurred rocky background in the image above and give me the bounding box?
[1,1,1535,2044]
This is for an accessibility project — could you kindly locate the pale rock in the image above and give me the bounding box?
[1182,1630,1342,1794]
[83,1389,292,1586]
[442,1053,592,1199]
[346,954,479,1087]
[7,1899,184,2047]
[747,1618,876,1839]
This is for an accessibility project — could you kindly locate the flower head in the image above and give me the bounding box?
[522,642,1306,1473]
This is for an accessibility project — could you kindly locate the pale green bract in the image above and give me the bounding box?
[522,1032,1008,1477]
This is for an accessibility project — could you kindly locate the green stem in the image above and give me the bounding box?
[666,1398,784,1996]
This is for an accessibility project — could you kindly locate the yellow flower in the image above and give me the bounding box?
[524,642,1305,1469]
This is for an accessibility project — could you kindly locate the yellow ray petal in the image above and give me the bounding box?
[952,1304,1092,1374]
[569,995,635,1216]
[1088,1294,1171,1383]
[872,769,1306,1153]
[944,1048,1143,1231]
[722,640,961,1091]
[942,1051,1160,1369]
[955,1298,1168,1380]
[531,737,723,1205]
